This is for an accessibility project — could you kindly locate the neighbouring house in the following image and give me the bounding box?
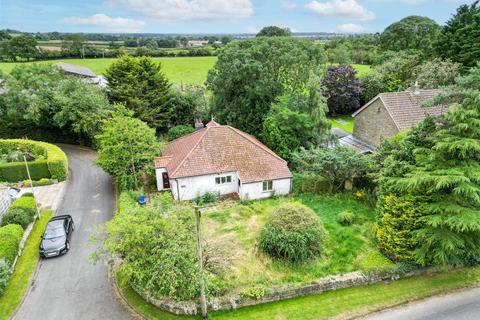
[52,62,108,87]
[340,87,448,152]
[187,40,209,48]
[154,120,292,201]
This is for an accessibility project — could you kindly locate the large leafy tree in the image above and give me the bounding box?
[167,85,208,127]
[96,112,160,190]
[322,65,361,115]
[0,64,113,141]
[380,16,440,54]
[256,26,292,37]
[206,37,325,135]
[104,55,172,132]
[262,96,317,160]
[435,1,480,69]
[2,35,38,61]
[415,58,461,89]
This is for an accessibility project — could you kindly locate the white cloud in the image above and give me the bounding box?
[108,0,254,21]
[306,0,375,21]
[282,0,298,9]
[63,14,145,32]
[337,23,368,33]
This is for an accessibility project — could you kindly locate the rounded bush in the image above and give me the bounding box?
[0,224,23,265]
[166,125,195,141]
[259,203,326,263]
[21,192,34,198]
[10,197,36,218]
[338,211,355,226]
[1,208,34,230]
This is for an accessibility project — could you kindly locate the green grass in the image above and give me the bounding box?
[117,265,480,320]
[0,59,370,86]
[327,63,371,77]
[0,57,217,85]
[202,194,392,295]
[328,115,354,133]
[0,210,53,320]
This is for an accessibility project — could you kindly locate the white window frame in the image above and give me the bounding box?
[262,180,273,192]
[215,175,232,185]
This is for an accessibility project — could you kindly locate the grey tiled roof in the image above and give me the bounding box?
[52,62,97,78]
[353,89,448,131]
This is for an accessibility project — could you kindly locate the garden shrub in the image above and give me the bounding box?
[259,202,326,263]
[374,194,427,263]
[292,173,332,194]
[9,196,36,218]
[195,192,216,205]
[0,224,23,265]
[0,139,68,182]
[338,211,355,226]
[166,125,195,141]
[21,192,34,198]
[240,285,267,300]
[0,258,10,296]
[1,208,34,230]
[23,178,55,187]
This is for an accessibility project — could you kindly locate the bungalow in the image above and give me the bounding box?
[340,86,448,152]
[154,120,292,201]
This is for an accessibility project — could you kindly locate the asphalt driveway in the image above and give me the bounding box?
[14,145,130,320]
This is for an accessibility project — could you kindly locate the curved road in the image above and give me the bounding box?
[14,146,131,320]
[361,287,480,320]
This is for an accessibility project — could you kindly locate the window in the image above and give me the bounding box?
[262,180,273,191]
[215,175,232,185]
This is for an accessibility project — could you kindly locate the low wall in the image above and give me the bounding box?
[130,267,434,316]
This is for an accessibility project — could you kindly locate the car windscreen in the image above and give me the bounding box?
[44,226,65,239]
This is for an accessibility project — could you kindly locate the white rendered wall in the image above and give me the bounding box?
[155,168,168,191]
[239,178,291,200]
[171,171,239,201]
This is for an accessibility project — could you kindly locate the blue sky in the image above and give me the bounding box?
[0,0,474,34]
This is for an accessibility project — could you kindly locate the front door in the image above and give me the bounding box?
[162,172,170,189]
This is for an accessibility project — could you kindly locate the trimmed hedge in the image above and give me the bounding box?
[0,224,23,266]
[0,139,68,182]
[9,197,36,218]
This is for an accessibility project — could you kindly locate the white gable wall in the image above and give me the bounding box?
[239,178,291,200]
[170,171,239,201]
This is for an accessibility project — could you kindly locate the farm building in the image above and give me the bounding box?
[340,86,448,152]
[154,120,292,201]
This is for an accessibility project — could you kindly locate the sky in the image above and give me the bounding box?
[0,0,474,34]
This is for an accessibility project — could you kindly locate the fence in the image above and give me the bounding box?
[0,187,13,222]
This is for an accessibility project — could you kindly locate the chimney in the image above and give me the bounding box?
[413,80,420,95]
[195,118,204,131]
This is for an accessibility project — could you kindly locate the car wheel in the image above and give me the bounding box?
[71,222,75,231]
[66,241,70,252]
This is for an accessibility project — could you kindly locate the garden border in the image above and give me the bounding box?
[119,264,438,316]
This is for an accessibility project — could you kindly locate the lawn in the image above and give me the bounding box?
[0,57,217,85]
[0,58,370,86]
[328,115,354,133]
[117,265,480,320]
[0,210,53,320]
[202,194,392,295]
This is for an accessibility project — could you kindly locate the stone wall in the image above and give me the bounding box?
[131,267,434,316]
[353,98,399,147]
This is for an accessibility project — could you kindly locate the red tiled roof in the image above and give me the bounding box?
[154,122,292,183]
[353,89,448,131]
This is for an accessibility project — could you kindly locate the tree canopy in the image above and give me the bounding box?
[256,26,292,37]
[434,1,480,69]
[104,55,172,132]
[206,37,325,135]
[380,16,440,54]
[322,65,361,115]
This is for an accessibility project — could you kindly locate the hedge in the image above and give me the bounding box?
[9,197,36,218]
[0,224,23,266]
[0,139,68,182]
[292,173,332,194]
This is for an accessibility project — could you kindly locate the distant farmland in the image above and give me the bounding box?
[0,57,371,85]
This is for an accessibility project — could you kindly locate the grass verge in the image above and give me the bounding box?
[0,210,53,320]
[117,266,480,320]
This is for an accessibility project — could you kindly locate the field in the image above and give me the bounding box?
[328,115,355,133]
[0,58,370,85]
[0,57,217,85]
[203,193,392,295]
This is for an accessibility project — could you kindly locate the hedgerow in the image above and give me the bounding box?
[0,139,68,182]
[0,224,23,266]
